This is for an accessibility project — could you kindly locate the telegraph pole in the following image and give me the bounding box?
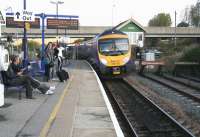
[175,11,177,47]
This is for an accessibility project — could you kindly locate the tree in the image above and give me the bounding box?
[190,3,200,27]
[182,0,200,27]
[148,13,172,27]
[28,40,40,51]
[17,40,41,59]
[181,6,190,24]
[177,21,189,27]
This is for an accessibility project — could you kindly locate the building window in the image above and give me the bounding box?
[138,34,143,41]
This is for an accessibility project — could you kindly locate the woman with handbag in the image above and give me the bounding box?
[44,42,55,82]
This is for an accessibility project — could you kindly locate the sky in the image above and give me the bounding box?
[0,0,197,27]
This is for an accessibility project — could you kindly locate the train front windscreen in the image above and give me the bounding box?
[98,38,129,56]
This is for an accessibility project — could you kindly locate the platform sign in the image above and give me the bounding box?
[6,17,40,28]
[47,18,79,30]
[14,10,35,22]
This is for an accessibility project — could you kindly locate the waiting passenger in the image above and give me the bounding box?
[54,44,65,71]
[44,42,55,82]
[6,55,55,99]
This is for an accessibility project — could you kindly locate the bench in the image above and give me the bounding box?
[0,71,25,100]
[139,61,165,75]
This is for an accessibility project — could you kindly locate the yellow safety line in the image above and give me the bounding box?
[39,76,73,137]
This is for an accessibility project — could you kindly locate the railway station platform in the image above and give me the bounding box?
[0,60,122,137]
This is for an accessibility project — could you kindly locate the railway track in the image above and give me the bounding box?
[161,74,200,91]
[104,79,194,137]
[141,73,200,104]
[177,74,200,83]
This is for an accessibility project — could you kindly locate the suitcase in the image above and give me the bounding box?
[56,70,69,82]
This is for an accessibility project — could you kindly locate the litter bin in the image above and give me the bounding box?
[0,84,4,107]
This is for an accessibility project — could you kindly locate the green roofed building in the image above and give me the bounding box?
[114,18,145,47]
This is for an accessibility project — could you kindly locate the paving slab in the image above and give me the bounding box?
[0,68,70,137]
[46,60,119,137]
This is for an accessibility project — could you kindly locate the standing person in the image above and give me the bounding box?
[54,44,65,71]
[6,55,55,99]
[44,42,55,81]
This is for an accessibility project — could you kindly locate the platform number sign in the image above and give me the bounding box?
[14,10,35,22]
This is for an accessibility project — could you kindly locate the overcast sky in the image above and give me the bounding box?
[0,0,197,26]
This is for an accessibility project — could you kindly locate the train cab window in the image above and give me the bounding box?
[98,38,129,56]
[115,39,129,51]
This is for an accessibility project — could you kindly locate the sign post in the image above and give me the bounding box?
[23,0,28,68]
[41,13,46,70]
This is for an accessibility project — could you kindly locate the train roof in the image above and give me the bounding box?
[98,29,126,38]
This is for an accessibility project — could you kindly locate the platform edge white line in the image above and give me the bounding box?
[85,61,124,137]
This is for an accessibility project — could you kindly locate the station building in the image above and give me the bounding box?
[114,18,145,48]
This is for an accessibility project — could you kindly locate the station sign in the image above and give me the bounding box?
[47,18,79,30]
[6,17,40,28]
[14,10,35,22]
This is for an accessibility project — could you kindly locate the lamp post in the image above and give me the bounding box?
[112,0,116,27]
[50,1,64,39]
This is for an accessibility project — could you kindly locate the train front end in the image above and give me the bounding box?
[97,31,134,77]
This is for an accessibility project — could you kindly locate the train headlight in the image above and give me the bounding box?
[123,57,129,64]
[100,58,108,65]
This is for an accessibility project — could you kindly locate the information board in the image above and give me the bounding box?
[47,18,79,30]
[14,10,35,22]
[6,17,40,28]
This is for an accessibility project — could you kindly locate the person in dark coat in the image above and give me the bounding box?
[6,55,55,99]
[44,42,55,81]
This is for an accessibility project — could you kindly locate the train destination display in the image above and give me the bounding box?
[6,17,40,28]
[47,18,79,30]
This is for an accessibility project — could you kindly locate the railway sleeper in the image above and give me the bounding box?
[135,127,150,134]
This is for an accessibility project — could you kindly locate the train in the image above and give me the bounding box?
[78,29,135,78]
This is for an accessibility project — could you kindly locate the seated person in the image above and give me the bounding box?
[6,55,55,99]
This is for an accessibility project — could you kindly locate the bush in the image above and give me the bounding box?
[179,47,200,62]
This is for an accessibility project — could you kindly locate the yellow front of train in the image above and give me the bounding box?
[97,33,134,77]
